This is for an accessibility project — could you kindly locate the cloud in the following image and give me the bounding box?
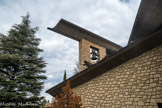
[120,0,130,2]
[0,0,141,101]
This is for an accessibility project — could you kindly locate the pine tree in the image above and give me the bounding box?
[52,81,85,108]
[63,70,66,81]
[0,13,46,104]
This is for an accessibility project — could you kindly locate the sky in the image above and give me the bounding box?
[0,0,141,101]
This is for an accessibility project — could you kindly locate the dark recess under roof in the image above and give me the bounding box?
[128,0,162,44]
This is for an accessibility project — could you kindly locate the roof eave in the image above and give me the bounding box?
[46,30,162,97]
[47,19,122,50]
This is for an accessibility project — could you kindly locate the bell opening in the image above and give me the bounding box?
[90,46,99,61]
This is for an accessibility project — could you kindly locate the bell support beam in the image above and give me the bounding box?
[47,19,122,51]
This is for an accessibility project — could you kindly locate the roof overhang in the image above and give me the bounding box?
[48,19,122,51]
[46,30,162,97]
[128,0,162,44]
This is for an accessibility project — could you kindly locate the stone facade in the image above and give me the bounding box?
[74,44,162,108]
[79,39,106,71]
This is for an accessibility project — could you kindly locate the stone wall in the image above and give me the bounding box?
[79,39,106,71]
[74,44,162,108]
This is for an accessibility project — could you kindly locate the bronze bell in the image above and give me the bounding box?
[91,49,98,60]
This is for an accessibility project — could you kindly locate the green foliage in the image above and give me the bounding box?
[63,70,66,81]
[0,13,46,104]
[40,99,47,108]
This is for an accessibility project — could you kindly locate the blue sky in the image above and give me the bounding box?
[0,0,141,101]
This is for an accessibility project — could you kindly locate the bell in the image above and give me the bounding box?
[91,49,98,60]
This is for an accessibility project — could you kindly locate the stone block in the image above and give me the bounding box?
[138,101,144,105]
